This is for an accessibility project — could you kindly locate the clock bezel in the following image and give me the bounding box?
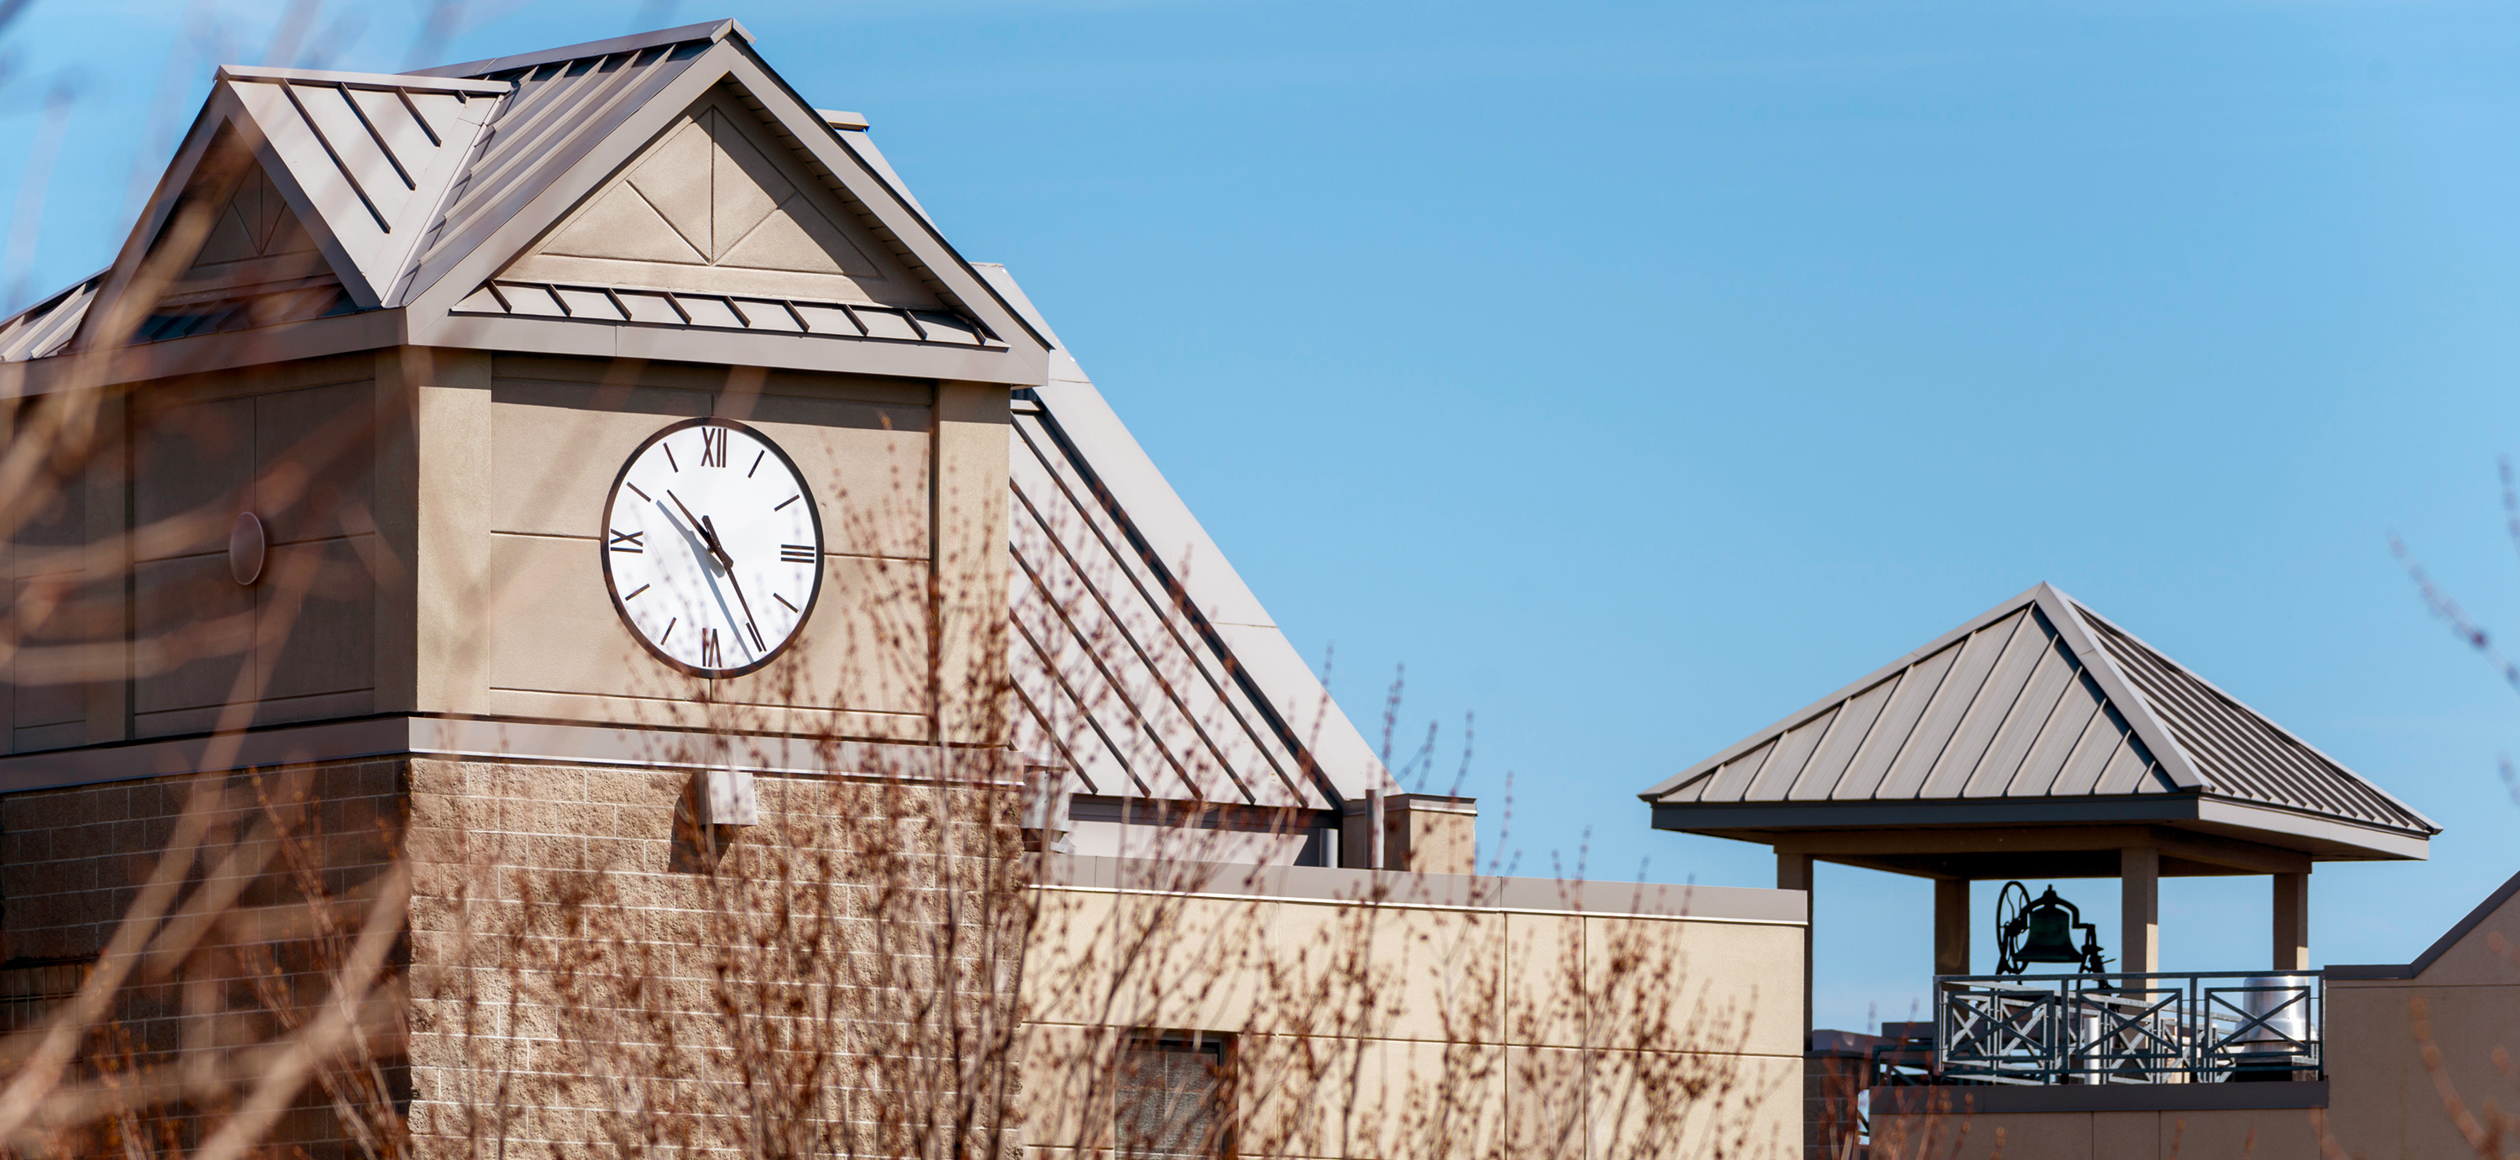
[598,416,827,680]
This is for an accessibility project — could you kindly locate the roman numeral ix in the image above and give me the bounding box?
[608,529,645,553]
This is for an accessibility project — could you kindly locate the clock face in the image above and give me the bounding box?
[599,418,824,678]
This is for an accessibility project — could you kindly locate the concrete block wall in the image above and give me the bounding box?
[0,760,405,1155]
[402,757,1026,1159]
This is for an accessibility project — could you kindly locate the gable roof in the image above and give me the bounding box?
[67,65,504,354]
[1641,583,2436,861]
[985,264,1391,813]
[3,20,1049,388]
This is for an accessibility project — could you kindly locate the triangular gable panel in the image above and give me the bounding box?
[398,30,1048,381]
[166,153,332,303]
[498,88,934,308]
[75,67,504,352]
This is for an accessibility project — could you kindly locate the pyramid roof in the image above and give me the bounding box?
[1641,583,2436,870]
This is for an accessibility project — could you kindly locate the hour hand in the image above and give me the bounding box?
[699,515,736,570]
[665,491,734,570]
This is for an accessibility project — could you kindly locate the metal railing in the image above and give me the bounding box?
[1933,971,2320,1085]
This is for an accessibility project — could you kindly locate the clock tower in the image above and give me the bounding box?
[0,20,1051,1153]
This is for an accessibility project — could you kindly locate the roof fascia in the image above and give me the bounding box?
[1651,796,2204,833]
[2067,595,2441,832]
[1638,584,2052,801]
[408,311,1044,385]
[216,65,507,94]
[4,309,401,396]
[406,19,746,79]
[1653,793,2431,860]
[2189,796,2431,860]
[2035,583,2210,791]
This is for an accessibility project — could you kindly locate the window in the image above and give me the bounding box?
[1116,1032,1229,1158]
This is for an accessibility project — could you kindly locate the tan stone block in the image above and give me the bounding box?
[133,553,254,715]
[133,394,253,555]
[254,378,377,545]
[256,534,378,702]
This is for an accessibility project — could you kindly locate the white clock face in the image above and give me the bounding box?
[600,418,824,678]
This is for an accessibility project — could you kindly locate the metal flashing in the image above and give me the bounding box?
[449,279,997,347]
[402,19,745,80]
[217,65,510,95]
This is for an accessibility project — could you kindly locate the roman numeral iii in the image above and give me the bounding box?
[780,544,817,563]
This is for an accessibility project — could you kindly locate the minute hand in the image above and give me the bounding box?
[701,515,765,652]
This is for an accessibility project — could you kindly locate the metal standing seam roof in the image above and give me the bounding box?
[1641,583,2436,842]
[0,20,1039,371]
[394,25,728,305]
[980,264,1391,813]
[0,275,99,362]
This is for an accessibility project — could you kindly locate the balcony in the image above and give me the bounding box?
[1886,970,2320,1086]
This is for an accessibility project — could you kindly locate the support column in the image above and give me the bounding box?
[2274,871,2310,971]
[1934,878,1970,977]
[2121,847,2160,976]
[1778,852,1814,1042]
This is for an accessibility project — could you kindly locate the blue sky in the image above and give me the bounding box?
[8,0,2520,1033]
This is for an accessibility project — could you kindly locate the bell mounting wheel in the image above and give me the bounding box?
[1994,880,2033,976]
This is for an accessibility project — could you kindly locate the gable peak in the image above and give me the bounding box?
[497,86,934,308]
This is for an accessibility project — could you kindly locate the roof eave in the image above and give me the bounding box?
[1651,793,2432,862]
[407,311,1047,385]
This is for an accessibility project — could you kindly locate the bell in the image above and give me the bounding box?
[2015,888,2089,963]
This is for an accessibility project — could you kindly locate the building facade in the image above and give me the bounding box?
[0,21,1806,1158]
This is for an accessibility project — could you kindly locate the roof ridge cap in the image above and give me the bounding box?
[2068,596,2440,833]
[403,18,746,79]
[2034,584,2211,793]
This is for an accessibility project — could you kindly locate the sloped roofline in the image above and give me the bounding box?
[1638,582,2199,800]
[10,21,1051,388]
[1637,582,2435,835]
[396,31,1051,367]
[978,262,1395,805]
[2066,596,2440,833]
[70,72,471,348]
